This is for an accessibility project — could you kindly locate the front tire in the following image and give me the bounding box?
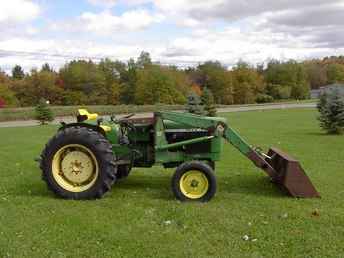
[116,165,131,179]
[40,126,117,199]
[171,161,216,202]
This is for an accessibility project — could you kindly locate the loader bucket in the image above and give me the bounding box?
[266,148,320,198]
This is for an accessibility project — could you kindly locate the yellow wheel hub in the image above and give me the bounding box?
[52,144,99,192]
[180,170,209,199]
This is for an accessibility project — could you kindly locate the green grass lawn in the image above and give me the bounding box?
[0,109,343,258]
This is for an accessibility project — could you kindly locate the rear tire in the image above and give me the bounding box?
[172,161,216,202]
[40,126,117,199]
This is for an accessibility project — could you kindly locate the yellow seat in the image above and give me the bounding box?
[78,109,98,120]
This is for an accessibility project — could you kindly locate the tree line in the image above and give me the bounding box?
[1,52,344,108]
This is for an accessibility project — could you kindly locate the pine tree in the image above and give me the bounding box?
[201,87,217,116]
[12,65,25,80]
[317,89,344,134]
[41,63,54,72]
[35,98,54,125]
[186,92,204,115]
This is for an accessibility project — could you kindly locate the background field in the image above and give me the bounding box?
[0,108,343,258]
[0,99,316,122]
[0,104,185,122]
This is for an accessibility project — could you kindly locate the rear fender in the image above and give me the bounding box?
[59,122,107,136]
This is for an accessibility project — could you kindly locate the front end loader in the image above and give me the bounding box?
[38,109,319,202]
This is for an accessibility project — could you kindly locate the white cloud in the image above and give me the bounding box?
[0,0,40,40]
[87,0,117,8]
[58,9,165,34]
[2,24,344,73]
[153,0,223,14]
[0,37,152,72]
[258,3,344,48]
[0,0,40,23]
[148,0,344,49]
[158,26,344,67]
[1,0,344,71]
[151,0,341,22]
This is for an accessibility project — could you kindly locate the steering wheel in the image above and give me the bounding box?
[111,113,136,123]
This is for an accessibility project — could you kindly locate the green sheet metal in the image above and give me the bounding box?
[157,111,226,129]
[223,127,253,156]
[156,136,215,151]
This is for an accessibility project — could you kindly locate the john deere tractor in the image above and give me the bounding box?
[38,109,319,202]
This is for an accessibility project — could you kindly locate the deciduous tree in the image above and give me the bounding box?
[326,63,344,84]
[135,65,186,105]
[232,61,265,104]
[0,84,18,107]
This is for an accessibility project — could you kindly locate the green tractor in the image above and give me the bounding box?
[38,109,319,202]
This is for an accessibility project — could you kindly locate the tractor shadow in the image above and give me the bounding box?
[13,170,286,200]
[217,174,287,198]
[114,172,174,200]
[117,172,286,200]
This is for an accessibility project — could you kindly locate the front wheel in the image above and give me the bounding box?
[116,165,132,179]
[171,161,216,202]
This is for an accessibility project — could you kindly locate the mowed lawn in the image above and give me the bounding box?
[0,109,343,258]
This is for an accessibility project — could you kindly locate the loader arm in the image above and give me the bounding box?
[222,126,277,178]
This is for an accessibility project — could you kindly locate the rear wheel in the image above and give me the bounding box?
[40,126,117,199]
[171,161,216,202]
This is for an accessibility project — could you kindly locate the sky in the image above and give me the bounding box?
[0,0,344,72]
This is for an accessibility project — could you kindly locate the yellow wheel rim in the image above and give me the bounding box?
[180,170,209,199]
[52,144,99,192]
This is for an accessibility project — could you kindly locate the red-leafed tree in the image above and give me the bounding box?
[0,97,5,108]
[191,83,202,96]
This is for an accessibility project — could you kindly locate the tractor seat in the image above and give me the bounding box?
[77,109,98,121]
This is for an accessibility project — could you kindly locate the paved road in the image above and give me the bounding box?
[218,102,316,113]
[0,102,316,128]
